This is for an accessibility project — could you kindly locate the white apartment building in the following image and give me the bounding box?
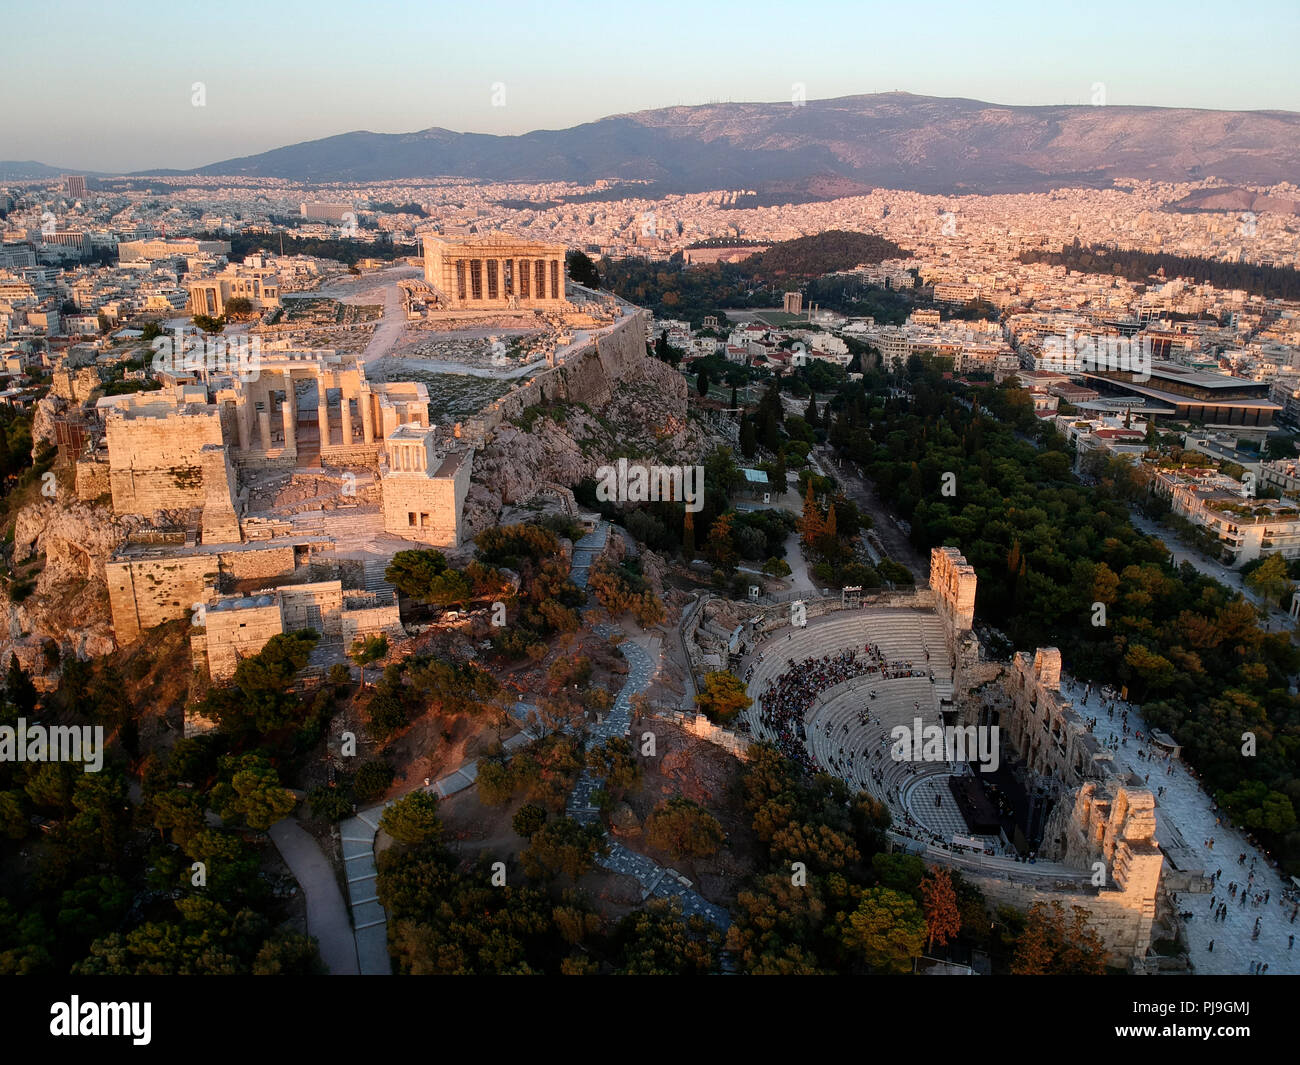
[1157,469,1300,566]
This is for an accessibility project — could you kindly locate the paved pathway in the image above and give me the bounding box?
[1060,674,1300,975]
[570,521,610,589]
[338,722,539,975]
[567,624,732,928]
[267,819,361,975]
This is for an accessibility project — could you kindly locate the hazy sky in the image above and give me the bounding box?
[4,0,1299,173]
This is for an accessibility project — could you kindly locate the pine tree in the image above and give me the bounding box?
[805,393,818,423]
[696,369,710,397]
[682,510,695,557]
[739,414,757,459]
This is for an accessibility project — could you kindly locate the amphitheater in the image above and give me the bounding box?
[702,546,1173,969]
[737,604,981,845]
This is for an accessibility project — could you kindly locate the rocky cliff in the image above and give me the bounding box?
[4,496,134,680]
[464,349,711,539]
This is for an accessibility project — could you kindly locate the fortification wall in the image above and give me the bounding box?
[891,831,1159,968]
[75,456,110,500]
[461,310,652,444]
[651,708,752,759]
[105,408,225,516]
[107,543,299,644]
[107,554,216,645]
[205,601,283,680]
[964,869,1157,968]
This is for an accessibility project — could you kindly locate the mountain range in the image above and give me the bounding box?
[8,93,1300,196]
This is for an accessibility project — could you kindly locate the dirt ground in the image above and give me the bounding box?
[430,776,649,925]
[617,717,757,907]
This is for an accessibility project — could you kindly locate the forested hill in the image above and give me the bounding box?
[739,231,908,280]
[1020,242,1300,301]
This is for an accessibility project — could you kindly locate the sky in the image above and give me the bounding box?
[3,0,1299,173]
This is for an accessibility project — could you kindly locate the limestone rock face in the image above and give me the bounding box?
[610,801,642,838]
[3,497,132,679]
[30,394,67,457]
[13,497,127,580]
[464,349,707,540]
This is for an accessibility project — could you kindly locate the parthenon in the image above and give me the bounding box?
[421,233,569,310]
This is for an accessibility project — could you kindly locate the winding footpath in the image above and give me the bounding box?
[337,616,729,974]
[568,624,731,929]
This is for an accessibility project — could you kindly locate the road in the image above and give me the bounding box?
[1128,509,1297,634]
[360,272,410,366]
[816,445,927,579]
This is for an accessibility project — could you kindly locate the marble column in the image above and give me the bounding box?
[236,403,250,451]
[342,396,353,445]
[317,392,330,449]
[281,378,296,453]
[361,393,374,444]
[257,407,272,452]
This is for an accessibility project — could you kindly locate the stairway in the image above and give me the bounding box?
[362,558,395,603]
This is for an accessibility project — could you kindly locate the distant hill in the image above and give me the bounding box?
[0,161,97,181]
[167,93,1300,194]
[1168,186,1300,215]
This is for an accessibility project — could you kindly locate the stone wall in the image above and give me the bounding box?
[931,545,976,633]
[74,455,110,500]
[1004,648,1115,784]
[381,449,472,547]
[52,366,101,404]
[199,581,404,679]
[106,554,217,644]
[929,545,981,690]
[340,597,404,643]
[223,545,296,582]
[200,444,241,544]
[279,582,344,637]
[462,310,652,443]
[105,406,226,517]
[962,866,1159,969]
[651,708,751,759]
[107,543,299,644]
[205,598,283,679]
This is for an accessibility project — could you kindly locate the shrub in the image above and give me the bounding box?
[378,791,443,844]
[353,760,395,803]
[512,802,547,838]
